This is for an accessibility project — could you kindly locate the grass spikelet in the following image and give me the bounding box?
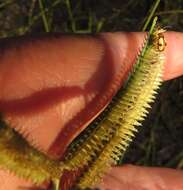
[64,118,115,169]
[76,17,166,189]
[0,119,65,190]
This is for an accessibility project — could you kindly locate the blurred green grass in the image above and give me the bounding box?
[0,0,183,169]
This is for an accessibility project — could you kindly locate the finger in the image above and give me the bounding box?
[98,165,183,190]
[163,32,183,80]
[0,34,138,157]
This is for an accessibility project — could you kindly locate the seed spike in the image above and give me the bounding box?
[76,17,166,189]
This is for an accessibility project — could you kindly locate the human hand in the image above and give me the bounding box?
[0,32,182,190]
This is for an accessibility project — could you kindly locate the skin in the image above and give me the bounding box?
[0,32,182,190]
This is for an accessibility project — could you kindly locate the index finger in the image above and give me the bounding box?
[163,31,183,80]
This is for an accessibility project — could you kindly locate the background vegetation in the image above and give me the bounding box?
[0,0,183,169]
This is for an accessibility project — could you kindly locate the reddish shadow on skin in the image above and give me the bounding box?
[0,86,84,115]
[48,36,116,158]
[59,169,81,190]
[48,32,143,159]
